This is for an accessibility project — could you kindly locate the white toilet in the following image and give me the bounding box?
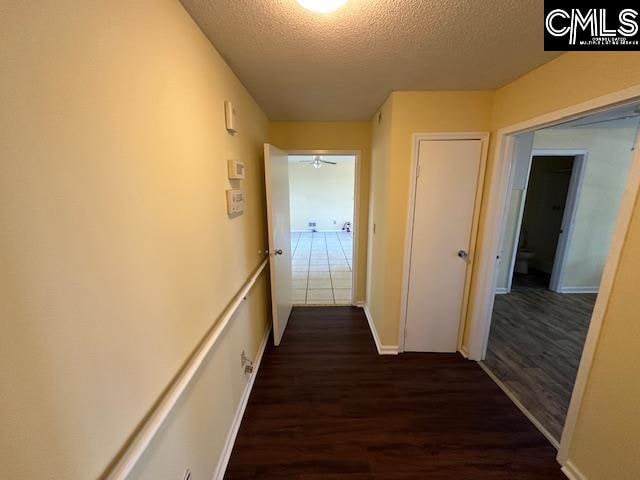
[515,247,535,274]
[514,231,535,274]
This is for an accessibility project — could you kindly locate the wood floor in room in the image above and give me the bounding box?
[484,279,596,441]
[225,307,563,479]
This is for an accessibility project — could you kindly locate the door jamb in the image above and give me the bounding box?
[286,149,361,306]
[398,132,490,354]
[463,85,640,468]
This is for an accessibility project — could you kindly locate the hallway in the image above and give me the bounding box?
[226,307,563,479]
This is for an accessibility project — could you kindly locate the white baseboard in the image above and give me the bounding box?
[495,287,508,294]
[562,461,587,480]
[478,361,560,450]
[213,325,271,480]
[355,301,366,308]
[560,286,599,294]
[361,304,398,355]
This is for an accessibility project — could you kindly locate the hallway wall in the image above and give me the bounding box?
[0,1,270,479]
[269,122,371,303]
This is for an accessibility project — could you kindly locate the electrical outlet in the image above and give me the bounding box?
[183,468,192,480]
[241,350,254,374]
[240,350,247,366]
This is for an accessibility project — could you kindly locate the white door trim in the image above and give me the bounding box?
[286,149,361,305]
[463,83,640,469]
[505,149,588,293]
[398,132,490,354]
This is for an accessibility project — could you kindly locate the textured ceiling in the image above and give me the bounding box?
[181,0,560,120]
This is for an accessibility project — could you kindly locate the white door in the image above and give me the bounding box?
[264,144,293,346]
[404,139,483,352]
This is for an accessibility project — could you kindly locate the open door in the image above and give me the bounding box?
[264,144,293,345]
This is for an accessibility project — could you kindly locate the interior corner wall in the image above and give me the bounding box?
[464,52,640,480]
[0,1,270,479]
[367,91,494,346]
[268,122,371,303]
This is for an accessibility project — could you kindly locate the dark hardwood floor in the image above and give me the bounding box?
[225,307,564,479]
[484,285,596,441]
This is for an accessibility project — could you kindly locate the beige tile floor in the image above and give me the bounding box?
[290,231,353,305]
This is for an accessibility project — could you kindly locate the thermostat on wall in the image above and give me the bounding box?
[224,100,237,133]
[228,159,245,179]
[226,189,245,215]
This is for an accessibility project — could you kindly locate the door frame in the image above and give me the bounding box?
[398,132,490,354]
[504,149,588,293]
[287,149,361,305]
[464,85,640,468]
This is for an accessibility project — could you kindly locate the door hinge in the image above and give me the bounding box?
[416,161,421,178]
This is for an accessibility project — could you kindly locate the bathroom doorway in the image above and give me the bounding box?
[508,152,586,293]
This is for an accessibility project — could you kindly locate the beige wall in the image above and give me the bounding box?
[0,1,269,479]
[269,122,371,302]
[367,91,494,344]
[473,52,640,480]
[289,159,355,231]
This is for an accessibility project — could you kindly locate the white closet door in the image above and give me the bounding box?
[405,139,483,352]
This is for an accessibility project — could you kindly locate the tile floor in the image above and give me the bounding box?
[290,231,353,305]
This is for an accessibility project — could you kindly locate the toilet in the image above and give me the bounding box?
[515,247,535,274]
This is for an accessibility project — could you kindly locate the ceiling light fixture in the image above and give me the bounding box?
[297,0,348,14]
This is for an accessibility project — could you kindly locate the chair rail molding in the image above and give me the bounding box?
[104,257,269,480]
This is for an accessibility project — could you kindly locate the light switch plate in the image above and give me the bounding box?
[228,159,245,179]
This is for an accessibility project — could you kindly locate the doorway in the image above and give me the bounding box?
[478,104,640,446]
[504,152,586,294]
[288,153,357,306]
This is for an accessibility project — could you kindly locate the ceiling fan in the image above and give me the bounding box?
[299,155,337,169]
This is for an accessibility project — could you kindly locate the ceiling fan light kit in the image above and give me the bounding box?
[299,156,338,169]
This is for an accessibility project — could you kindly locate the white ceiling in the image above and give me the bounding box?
[181,0,560,121]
